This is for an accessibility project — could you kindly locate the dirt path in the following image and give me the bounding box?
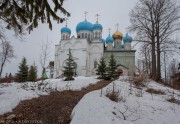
[0,80,113,124]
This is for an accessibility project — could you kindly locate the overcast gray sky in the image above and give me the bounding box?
[3,0,179,77]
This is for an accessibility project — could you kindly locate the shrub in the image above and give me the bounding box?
[105,82,122,102]
[146,88,165,95]
[167,97,180,105]
[131,74,148,87]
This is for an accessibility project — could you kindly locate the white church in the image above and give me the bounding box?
[54,15,136,78]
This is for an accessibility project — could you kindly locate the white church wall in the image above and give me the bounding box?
[89,42,104,75]
[54,37,90,78]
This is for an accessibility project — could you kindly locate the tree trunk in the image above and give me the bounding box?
[151,41,156,80]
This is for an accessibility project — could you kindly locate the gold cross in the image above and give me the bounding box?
[116,23,119,31]
[84,11,88,20]
[95,13,100,22]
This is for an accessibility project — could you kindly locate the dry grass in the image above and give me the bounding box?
[167,97,180,105]
[106,90,121,102]
[105,82,122,102]
[1,79,113,124]
[132,75,148,87]
[146,88,165,95]
[171,82,180,91]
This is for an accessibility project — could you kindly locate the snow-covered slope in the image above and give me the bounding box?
[70,76,180,124]
[0,76,100,115]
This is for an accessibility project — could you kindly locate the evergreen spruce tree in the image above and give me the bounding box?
[96,57,107,79]
[62,49,76,81]
[15,57,28,82]
[28,63,37,82]
[107,54,117,79]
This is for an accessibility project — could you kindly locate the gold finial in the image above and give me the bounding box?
[65,18,68,27]
[84,11,88,20]
[95,13,100,23]
[108,28,111,35]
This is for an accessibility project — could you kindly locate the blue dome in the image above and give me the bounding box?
[76,20,93,32]
[61,26,71,34]
[123,33,133,42]
[106,34,113,43]
[101,39,106,43]
[93,23,103,31]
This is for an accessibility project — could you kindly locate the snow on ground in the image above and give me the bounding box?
[70,76,180,124]
[0,76,100,115]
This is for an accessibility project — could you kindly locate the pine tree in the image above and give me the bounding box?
[8,73,12,78]
[1,0,70,34]
[107,54,117,79]
[96,57,107,79]
[62,49,76,81]
[15,57,28,82]
[28,63,37,82]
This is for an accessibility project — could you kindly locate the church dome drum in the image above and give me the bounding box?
[61,27,71,34]
[76,20,93,33]
[113,31,123,40]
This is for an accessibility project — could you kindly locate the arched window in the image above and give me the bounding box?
[95,32,98,39]
[62,35,65,40]
[98,32,101,38]
[66,35,68,39]
[88,34,90,40]
[85,33,87,38]
[82,33,84,38]
[94,61,98,68]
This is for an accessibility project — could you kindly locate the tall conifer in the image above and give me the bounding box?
[96,57,107,79]
[107,54,117,79]
[15,57,28,82]
[28,63,37,82]
[62,49,76,81]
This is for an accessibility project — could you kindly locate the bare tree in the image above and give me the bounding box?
[40,40,51,78]
[0,40,14,78]
[129,0,180,81]
[139,43,152,77]
[129,0,157,80]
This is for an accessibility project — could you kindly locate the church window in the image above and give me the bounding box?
[78,35,80,38]
[98,32,101,38]
[88,34,90,40]
[94,61,98,68]
[85,33,87,38]
[62,35,65,40]
[66,35,68,39]
[95,32,98,39]
[82,33,84,38]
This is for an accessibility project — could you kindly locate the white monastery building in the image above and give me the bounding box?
[54,15,136,78]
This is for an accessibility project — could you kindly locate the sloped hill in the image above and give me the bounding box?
[71,76,180,124]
